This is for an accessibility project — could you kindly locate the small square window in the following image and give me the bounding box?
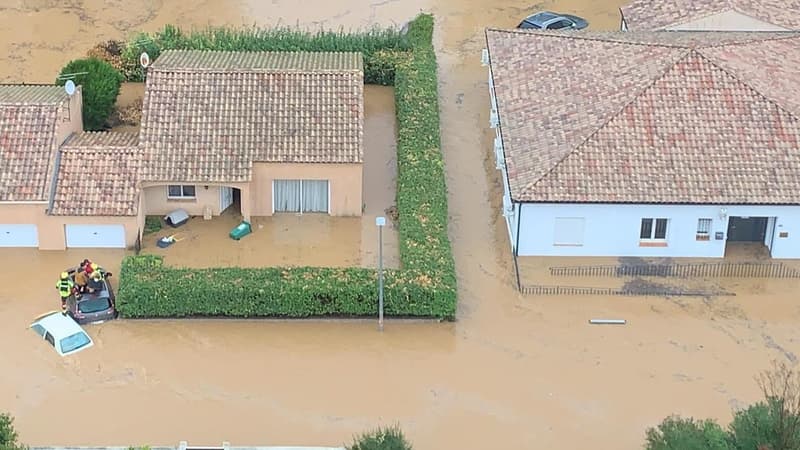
[167,185,196,199]
[697,218,713,241]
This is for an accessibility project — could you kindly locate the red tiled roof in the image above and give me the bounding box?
[139,50,365,183]
[0,85,68,201]
[621,0,800,31]
[485,29,800,204]
[50,132,141,216]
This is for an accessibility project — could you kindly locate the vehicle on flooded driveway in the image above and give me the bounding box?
[65,266,117,324]
[29,311,94,356]
[517,11,589,30]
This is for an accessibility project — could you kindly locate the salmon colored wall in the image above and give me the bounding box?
[141,182,247,217]
[0,203,138,250]
[250,163,363,217]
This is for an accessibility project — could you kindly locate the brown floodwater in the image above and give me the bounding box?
[2,1,800,449]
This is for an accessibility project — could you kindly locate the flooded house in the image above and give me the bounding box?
[620,0,800,31]
[484,29,800,259]
[0,50,364,250]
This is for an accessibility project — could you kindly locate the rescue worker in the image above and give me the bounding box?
[56,272,74,314]
[87,270,104,293]
[73,268,89,295]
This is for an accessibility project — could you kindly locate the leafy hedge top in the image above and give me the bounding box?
[121,23,411,84]
[56,57,124,131]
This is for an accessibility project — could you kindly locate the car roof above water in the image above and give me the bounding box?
[524,11,560,25]
[34,312,85,339]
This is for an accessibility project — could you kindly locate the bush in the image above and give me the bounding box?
[143,216,162,234]
[120,24,410,84]
[0,412,24,450]
[117,14,457,320]
[56,58,124,130]
[645,416,729,450]
[348,425,412,450]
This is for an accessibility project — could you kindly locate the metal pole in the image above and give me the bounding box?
[378,223,384,332]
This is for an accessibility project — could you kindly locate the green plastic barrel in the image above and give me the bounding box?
[229,221,252,240]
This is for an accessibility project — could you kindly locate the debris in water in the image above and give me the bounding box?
[589,319,626,325]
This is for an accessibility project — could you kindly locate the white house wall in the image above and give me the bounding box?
[514,203,800,259]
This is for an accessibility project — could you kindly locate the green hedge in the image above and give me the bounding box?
[118,14,457,320]
[121,24,410,84]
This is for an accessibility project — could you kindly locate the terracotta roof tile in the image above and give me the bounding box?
[0,84,69,104]
[0,85,68,201]
[139,50,364,183]
[50,132,141,216]
[621,0,800,31]
[485,29,800,204]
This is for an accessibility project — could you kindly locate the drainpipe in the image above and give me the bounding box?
[513,201,523,291]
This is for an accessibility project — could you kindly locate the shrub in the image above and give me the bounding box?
[645,416,729,450]
[56,58,124,130]
[120,24,410,84]
[348,425,412,450]
[143,216,162,234]
[117,14,456,320]
[0,412,24,450]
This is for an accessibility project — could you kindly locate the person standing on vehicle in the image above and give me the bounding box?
[73,269,89,295]
[56,272,73,314]
[87,270,104,293]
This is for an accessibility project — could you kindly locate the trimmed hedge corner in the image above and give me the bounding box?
[117,14,457,320]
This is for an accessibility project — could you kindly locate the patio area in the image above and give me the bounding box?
[139,85,400,269]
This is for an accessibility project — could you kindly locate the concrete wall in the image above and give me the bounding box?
[664,9,791,31]
[55,87,84,145]
[250,162,363,217]
[0,203,139,250]
[508,203,800,259]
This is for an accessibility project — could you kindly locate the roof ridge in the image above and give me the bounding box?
[485,28,686,48]
[694,47,800,121]
[525,48,695,196]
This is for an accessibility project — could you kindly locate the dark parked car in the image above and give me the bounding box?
[65,267,117,324]
[517,11,589,30]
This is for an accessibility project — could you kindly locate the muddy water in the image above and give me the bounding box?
[3,1,800,450]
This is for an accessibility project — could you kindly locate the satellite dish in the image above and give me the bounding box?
[139,52,150,68]
[64,79,76,96]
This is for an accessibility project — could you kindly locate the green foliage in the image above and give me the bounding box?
[348,425,412,450]
[645,416,730,450]
[0,412,24,450]
[729,398,800,450]
[120,24,410,84]
[56,58,124,130]
[116,14,456,320]
[143,216,163,234]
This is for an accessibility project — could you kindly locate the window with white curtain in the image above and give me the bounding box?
[273,179,329,213]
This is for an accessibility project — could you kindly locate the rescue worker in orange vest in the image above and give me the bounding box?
[56,272,74,314]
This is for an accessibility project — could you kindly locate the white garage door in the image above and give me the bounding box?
[0,224,39,247]
[65,225,126,248]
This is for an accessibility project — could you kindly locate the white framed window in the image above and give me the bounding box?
[640,218,668,240]
[167,185,196,199]
[554,217,586,246]
[696,218,712,241]
[273,179,329,213]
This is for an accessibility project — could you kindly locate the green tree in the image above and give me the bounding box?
[56,57,124,131]
[645,415,730,450]
[348,424,412,450]
[0,412,24,450]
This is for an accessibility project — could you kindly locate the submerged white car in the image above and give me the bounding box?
[29,311,94,356]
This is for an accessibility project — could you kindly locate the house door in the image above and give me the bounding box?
[727,217,768,242]
[220,186,234,213]
[273,180,329,213]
